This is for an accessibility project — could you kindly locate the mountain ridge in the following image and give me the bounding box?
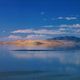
[0,36,80,49]
[47,36,80,42]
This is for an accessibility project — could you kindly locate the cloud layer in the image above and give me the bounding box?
[7,34,49,40]
[11,29,65,35]
[0,24,80,40]
[11,24,80,34]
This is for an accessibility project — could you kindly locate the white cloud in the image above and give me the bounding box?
[34,29,65,35]
[34,29,53,34]
[72,24,80,28]
[1,24,80,41]
[6,34,49,40]
[76,30,80,33]
[25,34,48,40]
[6,24,80,40]
[65,17,77,20]
[58,24,80,34]
[11,24,80,35]
[42,25,53,28]
[58,28,66,31]
[57,16,78,20]
[11,29,65,35]
[12,29,33,34]
[57,17,63,19]
[60,24,80,28]
[8,35,22,40]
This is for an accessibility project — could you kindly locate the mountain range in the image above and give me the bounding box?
[0,36,80,50]
[48,36,80,42]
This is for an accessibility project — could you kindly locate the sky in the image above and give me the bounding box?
[0,0,80,41]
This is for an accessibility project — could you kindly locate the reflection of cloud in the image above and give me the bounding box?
[10,50,80,65]
[11,51,64,59]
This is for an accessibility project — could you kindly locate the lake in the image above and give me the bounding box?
[0,45,80,80]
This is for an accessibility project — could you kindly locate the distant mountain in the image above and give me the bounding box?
[0,36,80,50]
[48,36,80,42]
[47,36,80,49]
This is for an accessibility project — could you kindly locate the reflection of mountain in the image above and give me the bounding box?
[0,36,80,49]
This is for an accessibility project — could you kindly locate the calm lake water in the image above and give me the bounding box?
[0,45,80,80]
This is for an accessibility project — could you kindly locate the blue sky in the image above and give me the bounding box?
[0,0,80,40]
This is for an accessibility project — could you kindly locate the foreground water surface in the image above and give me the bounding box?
[0,45,80,80]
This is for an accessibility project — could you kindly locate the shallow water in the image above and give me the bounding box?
[0,45,80,80]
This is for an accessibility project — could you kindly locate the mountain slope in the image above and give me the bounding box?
[48,36,80,42]
[47,36,80,49]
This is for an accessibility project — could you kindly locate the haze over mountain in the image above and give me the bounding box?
[0,36,80,50]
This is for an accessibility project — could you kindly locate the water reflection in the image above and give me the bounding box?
[10,50,80,65]
[1,45,80,65]
[0,45,80,79]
